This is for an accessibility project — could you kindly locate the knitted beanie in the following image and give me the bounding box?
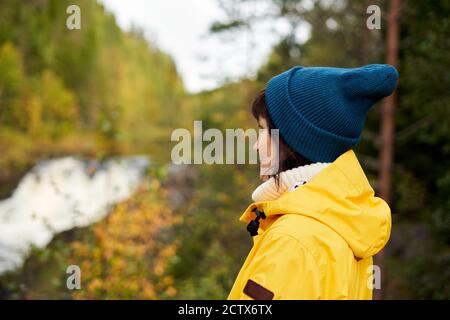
[265,64,399,163]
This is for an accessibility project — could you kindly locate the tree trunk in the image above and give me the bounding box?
[375,0,401,300]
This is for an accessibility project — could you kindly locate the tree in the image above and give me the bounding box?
[375,0,400,300]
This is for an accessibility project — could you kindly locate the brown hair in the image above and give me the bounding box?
[251,89,312,187]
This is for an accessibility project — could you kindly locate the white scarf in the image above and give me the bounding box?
[251,162,331,202]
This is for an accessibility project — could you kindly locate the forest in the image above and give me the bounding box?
[0,0,449,299]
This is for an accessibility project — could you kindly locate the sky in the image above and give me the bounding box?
[98,0,309,93]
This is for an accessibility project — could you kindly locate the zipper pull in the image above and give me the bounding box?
[246,208,266,237]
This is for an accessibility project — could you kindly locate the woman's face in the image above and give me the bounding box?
[253,117,276,181]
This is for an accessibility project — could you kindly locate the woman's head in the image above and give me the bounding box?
[251,64,398,183]
[260,65,398,163]
[251,89,312,184]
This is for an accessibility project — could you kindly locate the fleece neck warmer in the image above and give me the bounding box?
[251,162,331,202]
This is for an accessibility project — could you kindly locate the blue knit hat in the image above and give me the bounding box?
[265,64,399,163]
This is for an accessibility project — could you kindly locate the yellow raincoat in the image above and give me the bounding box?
[227,149,391,300]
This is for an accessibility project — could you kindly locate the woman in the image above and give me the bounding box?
[227,64,398,300]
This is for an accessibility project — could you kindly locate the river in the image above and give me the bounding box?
[0,156,149,274]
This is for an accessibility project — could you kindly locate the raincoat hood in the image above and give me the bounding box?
[239,149,391,259]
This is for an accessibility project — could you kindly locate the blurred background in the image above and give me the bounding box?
[0,0,448,299]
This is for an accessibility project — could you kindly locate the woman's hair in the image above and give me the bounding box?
[251,89,312,187]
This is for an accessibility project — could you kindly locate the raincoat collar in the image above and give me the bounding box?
[240,149,392,259]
